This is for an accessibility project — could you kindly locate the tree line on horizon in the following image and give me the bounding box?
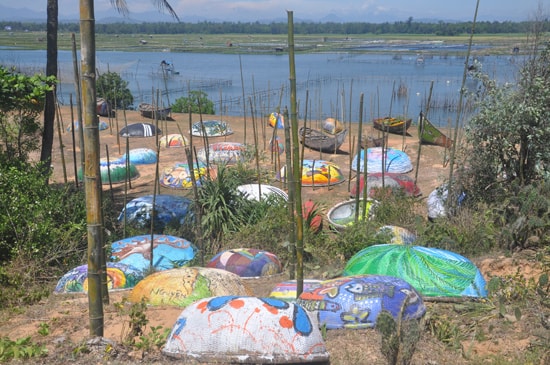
[1,18,548,36]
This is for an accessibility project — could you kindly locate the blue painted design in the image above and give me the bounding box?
[118,194,193,229]
[111,234,196,271]
[259,297,290,310]
[207,296,238,311]
[293,304,313,336]
[297,275,426,330]
[172,317,187,337]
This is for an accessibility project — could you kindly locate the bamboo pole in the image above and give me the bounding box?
[54,95,68,184]
[447,0,480,213]
[80,0,105,335]
[69,95,79,188]
[239,54,247,144]
[71,33,85,171]
[354,94,364,222]
[414,81,434,186]
[287,11,304,296]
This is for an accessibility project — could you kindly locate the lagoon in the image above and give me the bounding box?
[0,48,523,126]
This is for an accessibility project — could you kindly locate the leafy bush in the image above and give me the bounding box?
[464,44,550,204]
[96,71,133,109]
[172,90,215,114]
[0,162,88,308]
[0,66,55,162]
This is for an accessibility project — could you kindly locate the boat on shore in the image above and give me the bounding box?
[299,126,348,153]
[373,116,412,135]
[138,102,171,120]
[418,113,453,148]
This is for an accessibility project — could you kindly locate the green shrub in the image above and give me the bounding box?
[172,90,215,114]
[0,162,88,308]
[0,66,55,162]
[96,71,133,109]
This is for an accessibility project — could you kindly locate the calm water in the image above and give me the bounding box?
[0,48,524,126]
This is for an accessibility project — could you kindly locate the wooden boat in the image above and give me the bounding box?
[373,117,412,135]
[138,102,171,120]
[418,114,453,148]
[299,126,348,153]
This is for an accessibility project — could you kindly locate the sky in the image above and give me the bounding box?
[2,0,544,23]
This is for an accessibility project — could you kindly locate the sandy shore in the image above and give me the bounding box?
[50,107,453,214]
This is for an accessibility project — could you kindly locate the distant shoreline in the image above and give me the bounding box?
[0,31,527,55]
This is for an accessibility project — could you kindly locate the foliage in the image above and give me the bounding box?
[464,43,550,204]
[0,66,55,162]
[0,336,47,362]
[11,19,544,37]
[416,204,498,257]
[369,190,421,228]
[0,163,87,265]
[376,298,422,365]
[330,221,380,260]
[114,299,170,352]
[491,179,550,250]
[194,165,257,254]
[225,197,290,259]
[96,71,133,109]
[172,90,215,114]
[0,161,88,309]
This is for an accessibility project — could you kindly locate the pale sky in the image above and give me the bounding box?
[3,0,544,23]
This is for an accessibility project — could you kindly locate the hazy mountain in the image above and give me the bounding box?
[0,4,514,25]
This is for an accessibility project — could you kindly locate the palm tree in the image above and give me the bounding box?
[80,0,180,337]
[39,0,58,178]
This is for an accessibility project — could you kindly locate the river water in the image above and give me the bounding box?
[0,46,523,126]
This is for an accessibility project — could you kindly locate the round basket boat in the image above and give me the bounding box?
[191,120,233,137]
[128,267,252,307]
[159,133,188,148]
[237,184,288,202]
[119,148,157,165]
[77,159,139,185]
[327,198,377,230]
[54,262,143,294]
[159,162,217,189]
[207,248,283,278]
[119,122,162,138]
[163,296,330,364]
[277,159,345,187]
[196,142,247,165]
[111,234,196,272]
[351,147,413,174]
[297,275,426,330]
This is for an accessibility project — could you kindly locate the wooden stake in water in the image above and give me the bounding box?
[354,93,364,223]
[69,95,78,188]
[55,95,68,184]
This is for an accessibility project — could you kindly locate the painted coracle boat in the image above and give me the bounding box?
[77,158,139,185]
[138,102,171,119]
[418,113,453,148]
[299,126,348,153]
[343,244,488,298]
[191,120,233,137]
[160,162,217,189]
[351,147,413,174]
[327,198,377,230]
[277,159,345,187]
[119,123,161,138]
[196,142,247,165]
[373,116,412,135]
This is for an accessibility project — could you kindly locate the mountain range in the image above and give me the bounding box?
[0,4,474,25]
